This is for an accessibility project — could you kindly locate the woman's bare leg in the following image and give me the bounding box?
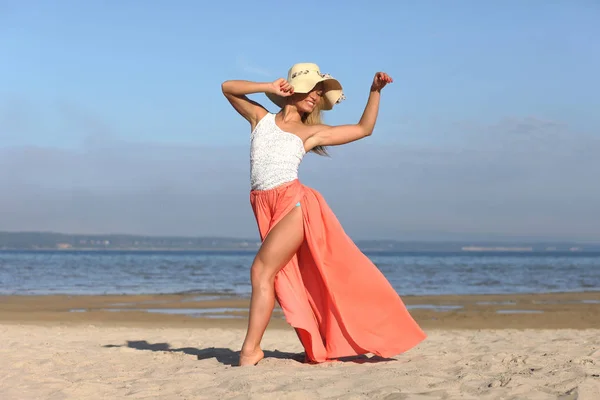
[239,206,304,366]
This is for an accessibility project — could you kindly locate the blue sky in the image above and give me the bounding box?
[1,1,599,241]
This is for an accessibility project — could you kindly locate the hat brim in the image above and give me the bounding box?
[266,77,344,111]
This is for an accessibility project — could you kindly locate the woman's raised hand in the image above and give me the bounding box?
[270,78,295,96]
[371,72,393,92]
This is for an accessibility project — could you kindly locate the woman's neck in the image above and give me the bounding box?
[280,105,303,123]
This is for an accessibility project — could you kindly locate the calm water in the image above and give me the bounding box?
[0,250,599,297]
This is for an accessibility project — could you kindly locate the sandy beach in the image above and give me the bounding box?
[1,292,599,399]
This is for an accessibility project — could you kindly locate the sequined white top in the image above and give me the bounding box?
[250,113,306,190]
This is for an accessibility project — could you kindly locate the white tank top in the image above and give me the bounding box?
[250,113,306,190]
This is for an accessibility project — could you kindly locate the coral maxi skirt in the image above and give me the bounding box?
[250,179,427,363]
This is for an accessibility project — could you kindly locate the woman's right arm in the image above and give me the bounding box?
[221,79,293,129]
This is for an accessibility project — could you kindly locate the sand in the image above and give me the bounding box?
[1,292,599,399]
[1,325,599,399]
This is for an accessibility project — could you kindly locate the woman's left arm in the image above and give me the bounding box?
[305,72,393,149]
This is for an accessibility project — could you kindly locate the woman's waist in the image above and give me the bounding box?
[250,167,300,189]
[250,176,300,193]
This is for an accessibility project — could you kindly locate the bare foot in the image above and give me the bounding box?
[238,348,264,366]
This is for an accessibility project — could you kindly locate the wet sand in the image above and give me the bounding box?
[0,291,598,329]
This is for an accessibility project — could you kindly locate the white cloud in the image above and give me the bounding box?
[235,55,272,78]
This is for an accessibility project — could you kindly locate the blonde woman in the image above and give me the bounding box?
[222,63,426,366]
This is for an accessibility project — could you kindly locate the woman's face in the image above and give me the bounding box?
[290,82,324,114]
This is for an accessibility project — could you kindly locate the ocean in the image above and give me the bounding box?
[1,250,599,297]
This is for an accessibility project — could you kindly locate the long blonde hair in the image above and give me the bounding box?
[301,98,328,156]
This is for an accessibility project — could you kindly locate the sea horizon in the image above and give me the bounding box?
[2,230,600,253]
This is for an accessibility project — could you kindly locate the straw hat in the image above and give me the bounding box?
[266,63,345,111]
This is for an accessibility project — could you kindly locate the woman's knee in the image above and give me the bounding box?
[250,259,275,288]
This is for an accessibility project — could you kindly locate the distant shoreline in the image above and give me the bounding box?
[1,231,599,253]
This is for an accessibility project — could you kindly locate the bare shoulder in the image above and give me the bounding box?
[303,123,331,149]
[308,123,328,132]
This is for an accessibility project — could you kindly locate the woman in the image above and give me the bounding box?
[222,63,426,366]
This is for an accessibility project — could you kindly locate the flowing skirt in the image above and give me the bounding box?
[250,179,426,362]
